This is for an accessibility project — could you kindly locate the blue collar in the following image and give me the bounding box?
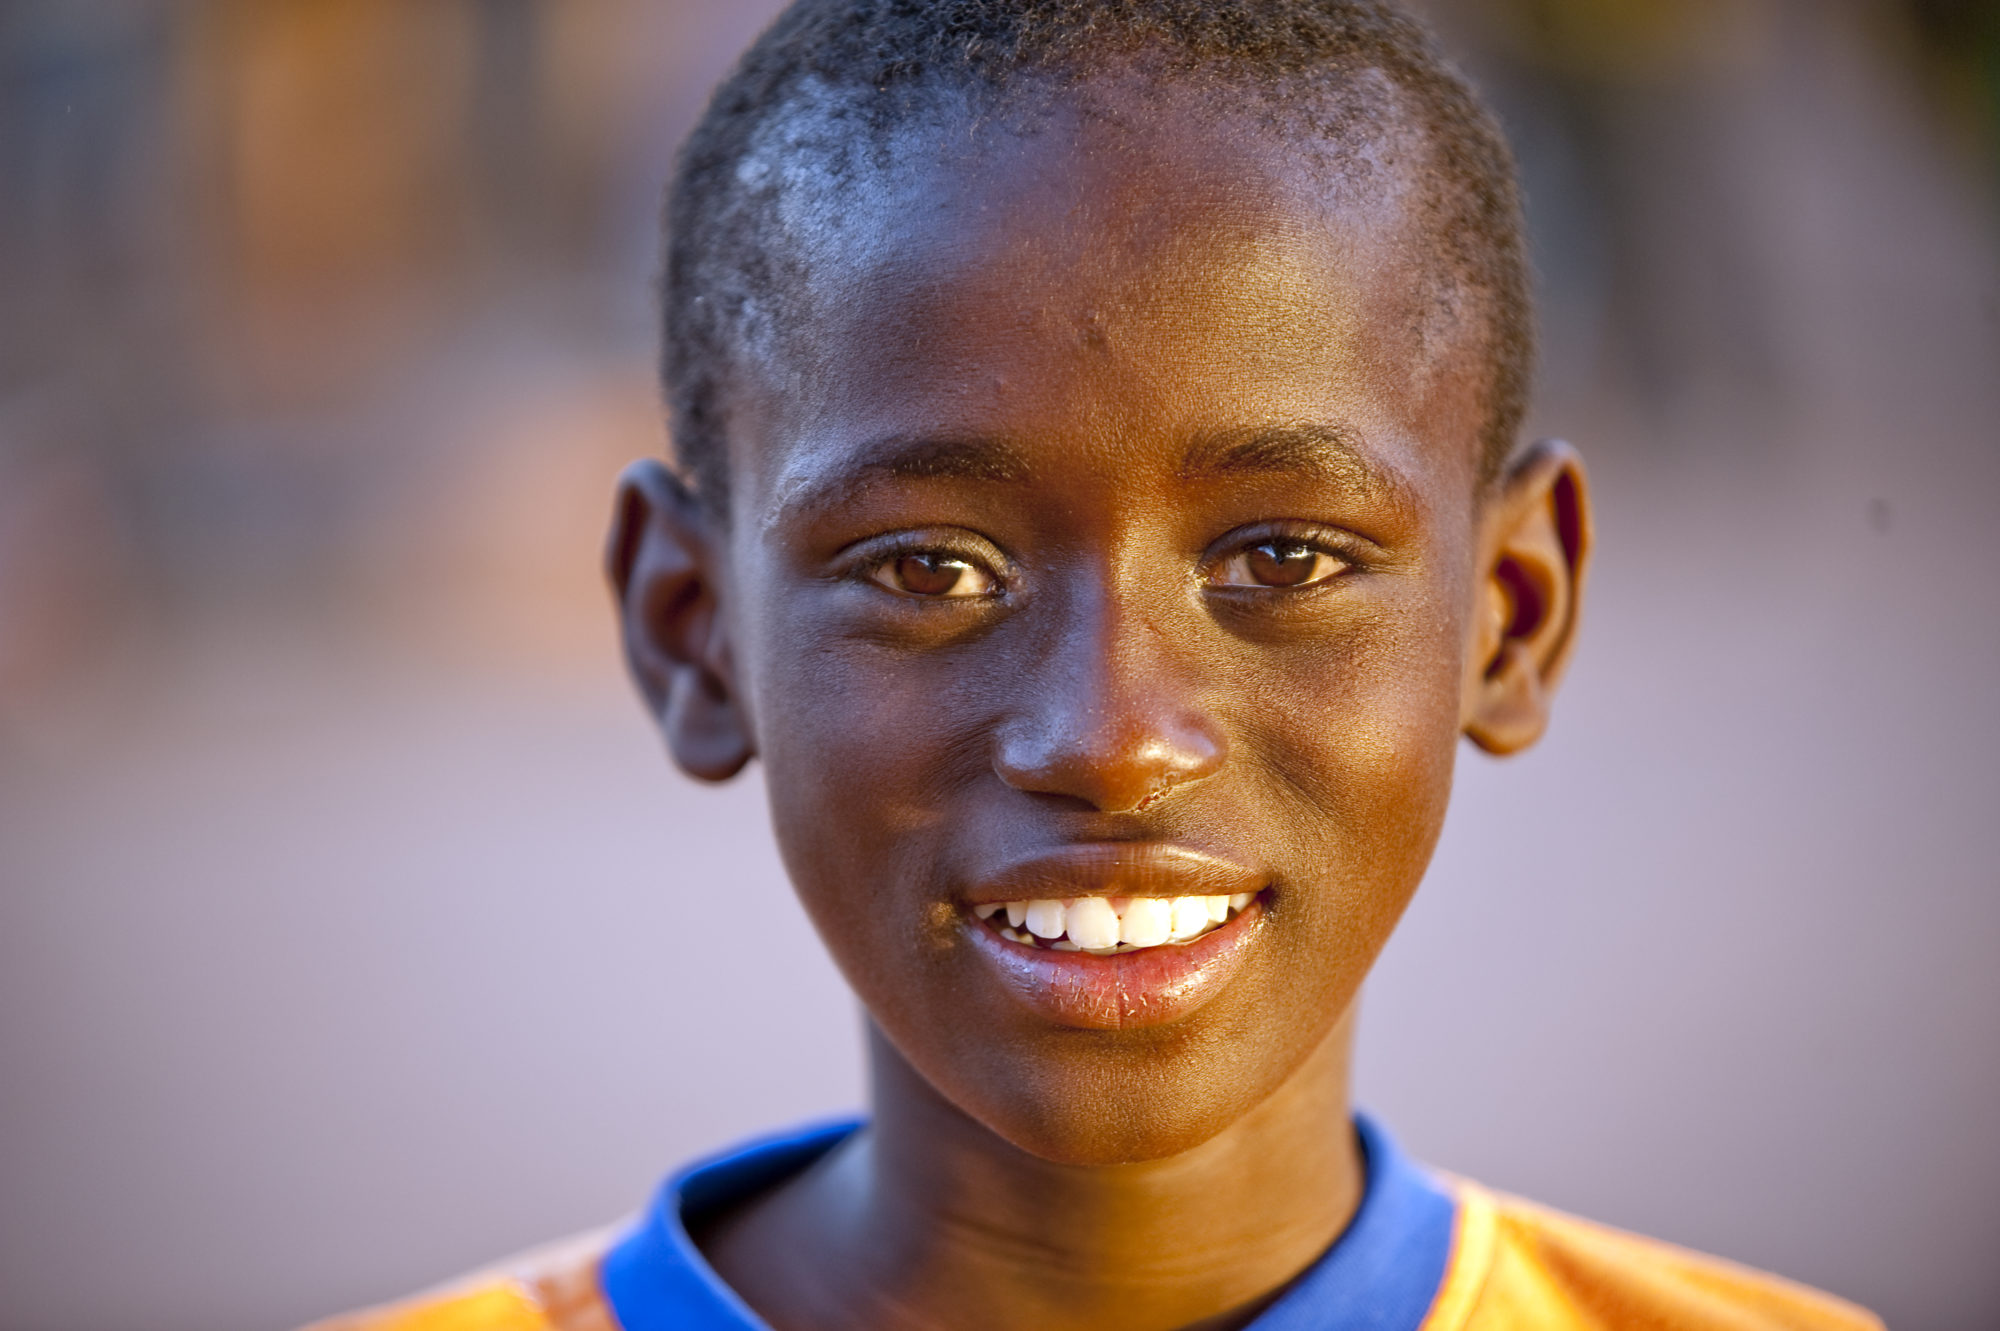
[600,1112,1457,1331]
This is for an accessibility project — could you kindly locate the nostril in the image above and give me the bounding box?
[993,718,1224,814]
[1014,788,1111,816]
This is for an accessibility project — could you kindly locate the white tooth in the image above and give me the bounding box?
[1205,895,1230,923]
[1025,899,1067,940]
[1006,901,1028,928]
[1050,939,1080,952]
[1169,896,1210,941]
[1065,896,1120,950]
[999,926,1024,943]
[973,903,1000,920]
[1119,897,1172,947]
[1228,892,1255,912]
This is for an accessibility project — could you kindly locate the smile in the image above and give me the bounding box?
[973,893,1259,953]
[958,844,1269,1029]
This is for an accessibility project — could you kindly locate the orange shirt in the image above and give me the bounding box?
[307,1120,1879,1331]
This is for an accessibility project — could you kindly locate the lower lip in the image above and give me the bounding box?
[962,899,1266,1030]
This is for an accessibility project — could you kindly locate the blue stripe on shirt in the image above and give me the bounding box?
[600,1112,1455,1331]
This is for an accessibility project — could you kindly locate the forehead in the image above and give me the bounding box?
[728,77,1477,515]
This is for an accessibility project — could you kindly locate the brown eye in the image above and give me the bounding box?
[871,552,997,598]
[1212,540,1345,589]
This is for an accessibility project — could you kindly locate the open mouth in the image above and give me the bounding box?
[972,894,1260,953]
[957,843,1270,1028]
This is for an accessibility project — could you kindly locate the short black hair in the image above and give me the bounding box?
[663,0,1531,511]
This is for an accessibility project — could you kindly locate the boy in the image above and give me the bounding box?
[313,2,1880,1328]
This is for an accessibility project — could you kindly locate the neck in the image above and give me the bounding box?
[734,1012,1363,1331]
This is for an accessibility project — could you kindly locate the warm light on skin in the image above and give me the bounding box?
[610,78,1588,1331]
[727,87,1481,1161]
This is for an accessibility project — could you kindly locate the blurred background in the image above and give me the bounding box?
[1,1,1995,1328]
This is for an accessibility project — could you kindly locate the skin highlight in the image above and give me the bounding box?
[609,81,1589,1331]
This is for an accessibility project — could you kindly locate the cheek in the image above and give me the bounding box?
[727,538,1476,1162]
[755,634,989,837]
[1237,591,1469,968]
[740,551,952,798]
[737,591,991,993]
[1247,582,1465,812]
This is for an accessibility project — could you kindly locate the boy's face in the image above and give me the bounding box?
[619,84,1584,1164]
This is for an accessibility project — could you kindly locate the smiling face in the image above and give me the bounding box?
[616,80,1581,1165]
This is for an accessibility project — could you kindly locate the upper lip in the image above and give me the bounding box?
[960,843,1265,905]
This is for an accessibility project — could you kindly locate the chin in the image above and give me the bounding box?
[916,1013,1329,1167]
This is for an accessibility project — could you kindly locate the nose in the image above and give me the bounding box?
[992,589,1227,813]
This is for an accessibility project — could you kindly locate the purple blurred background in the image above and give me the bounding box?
[1,2,1995,1328]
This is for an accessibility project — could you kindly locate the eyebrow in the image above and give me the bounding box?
[1177,423,1417,514]
[767,420,1416,529]
[767,433,1031,529]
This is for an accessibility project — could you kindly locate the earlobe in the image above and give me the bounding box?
[1462,440,1592,756]
[607,459,755,781]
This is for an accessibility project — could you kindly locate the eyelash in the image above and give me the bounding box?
[842,525,1367,602]
[843,532,1012,601]
[1201,526,1364,593]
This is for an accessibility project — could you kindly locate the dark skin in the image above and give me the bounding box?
[609,80,1590,1331]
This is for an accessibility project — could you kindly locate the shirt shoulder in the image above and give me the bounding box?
[297,1226,622,1331]
[1425,1183,1882,1331]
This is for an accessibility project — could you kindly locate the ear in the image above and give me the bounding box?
[606,460,754,781]
[1462,439,1593,756]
